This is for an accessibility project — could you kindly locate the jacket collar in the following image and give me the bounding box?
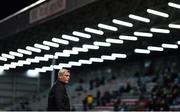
[57,80,66,85]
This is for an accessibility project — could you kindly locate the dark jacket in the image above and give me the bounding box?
[47,80,70,111]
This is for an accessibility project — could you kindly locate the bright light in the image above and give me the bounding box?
[20,0,46,12]
[0,66,4,71]
[42,66,53,71]
[112,19,133,27]
[44,54,54,59]
[147,46,164,51]
[3,65,9,70]
[134,31,153,37]
[58,63,72,68]
[0,68,4,75]
[9,51,23,57]
[98,23,118,31]
[101,55,116,60]
[35,56,49,61]
[177,41,180,45]
[150,28,170,34]
[147,9,169,18]
[162,43,178,49]
[119,35,138,41]
[62,34,79,42]
[1,53,15,59]
[3,64,10,69]
[10,64,17,68]
[26,58,39,63]
[90,58,104,63]
[128,14,150,23]
[7,64,16,69]
[35,68,46,73]
[0,57,7,61]
[52,38,69,45]
[105,38,124,44]
[168,2,180,9]
[17,49,32,55]
[72,47,88,52]
[63,50,79,55]
[72,31,91,39]
[134,49,150,54]
[94,41,111,47]
[53,65,63,70]
[112,53,127,58]
[68,61,81,66]
[55,52,70,57]
[168,23,180,29]
[79,59,92,64]
[26,46,41,53]
[11,62,23,67]
[43,41,59,48]
[18,60,31,65]
[84,27,104,35]
[83,44,99,50]
[34,43,50,50]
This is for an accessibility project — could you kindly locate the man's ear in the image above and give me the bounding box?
[58,75,61,80]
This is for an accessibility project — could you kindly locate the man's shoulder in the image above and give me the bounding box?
[50,81,65,91]
[56,81,66,89]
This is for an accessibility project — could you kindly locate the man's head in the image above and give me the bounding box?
[58,69,70,84]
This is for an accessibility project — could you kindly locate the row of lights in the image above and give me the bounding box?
[31,53,127,73]
[133,2,180,54]
[50,1,180,70]
[135,43,179,54]
[0,1,180,73]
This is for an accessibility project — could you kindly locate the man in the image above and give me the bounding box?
[47,69,70,111]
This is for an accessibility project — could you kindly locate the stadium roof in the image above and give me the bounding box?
[0,0,39,20]
[0,0,180,73]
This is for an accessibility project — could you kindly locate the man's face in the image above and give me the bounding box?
[59,71,70,84]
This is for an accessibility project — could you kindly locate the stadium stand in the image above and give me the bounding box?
[0,0,180,111]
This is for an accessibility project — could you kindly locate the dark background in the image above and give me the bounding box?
[0,0,38,20]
